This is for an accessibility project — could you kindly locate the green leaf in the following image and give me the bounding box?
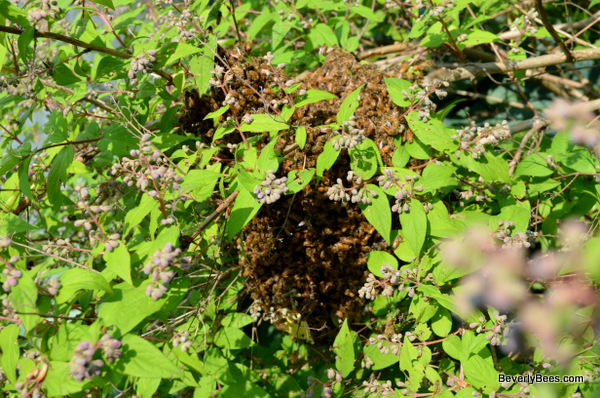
[430,307,452,337]
[0,213,37,233]
[135,377,161,397]
[103,243,132,284]
[409,293,438,323]
[286,168,315,194]
[95,56,126,80]
[45,110,68,143]
[400,336,419,371]
[295,89,337,107]
[308,23,339,48]
[316,141,340,177]
[213,123,236,141]
[561,147,598,174]
[247,9,275,39]
[182,168,221,202]
[214,327,255,350]
[514,154,554,177]
[204,105,230,120]
[414,323,432,342]
[358,185,392,244]
[0,44,7,71]
[406,111,459,152]
[0,0,30,26]
[442,334,464,362]
[89,0,115,9]
[166,42,202,64]
[44,361,87,396]
[18,27,34,62]
[337,85,363,124]
[333,319,355,378]
[295,126,307,149]
[462,29,499,45]
[119,334,183,378]
[0,324,19,383]
[456,150,510,183]
[221,313,254,328]
[56,268,112,304]
[405,139,432,160]
[9,272,39,332]
[124,193,160,237]
[272,18,292,51]
[420,162,458,193]
[98,284,162,333]
[225,189,262,241]
[0,149,21,177]
[240,113,289,134]
[189,35,216,94]
[47,146,74,209]
[385,77,412,107]
[52,64,82,86]
[364,341,399,370]
[367,251,398,277]
[399,198,427,257]
[426,200,466,238]
[464,354,499,393]
[348,138,381,180]
[257,141,279,173]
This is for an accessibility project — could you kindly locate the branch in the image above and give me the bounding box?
[534,0,574,63]
[191,190,239,240]
[0,26,173,84]
[0,25,130,59]
[509,119,547,176]
[40,79,118,115]
[427,48,600,82]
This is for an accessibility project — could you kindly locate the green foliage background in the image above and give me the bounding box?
[0,0,600,397]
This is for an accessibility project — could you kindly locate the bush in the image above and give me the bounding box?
[1,0,599,397]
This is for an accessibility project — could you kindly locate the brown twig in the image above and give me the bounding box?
[534,0,574,63]
[0,26,173,84]
[191,191,240,240]
[426,48,600,82]
[508,119,547,176]
[40,79,118,115]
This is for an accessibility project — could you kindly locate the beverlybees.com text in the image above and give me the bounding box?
[498,373,586,384]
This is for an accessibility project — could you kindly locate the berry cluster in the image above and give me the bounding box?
[69,341,104,382]
[453,120,510,158]
[469,311,509,346]
[15,352,45,398]
[98,333,122,362]
[360,378,395,398]
[72,184,121,252]
[27,0,62,25]
[45,278,61,296]
[69,334,122,382]
[390,175,424,214]
[2,298,15,318]
[2,262,22,293]
[172,330,192,352]
[143,243,187,300]
[331,117,366,150]
[376,168,400,190]
[113,134,181,196]
[326,171,378,204]
[494,219,537,249]
[359,264,434,301]
[252,170,289,204]
[399,79,449,122]
[128,50,157,85]
[300,368,343,398]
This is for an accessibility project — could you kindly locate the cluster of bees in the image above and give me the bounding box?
[179,46,421,341]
